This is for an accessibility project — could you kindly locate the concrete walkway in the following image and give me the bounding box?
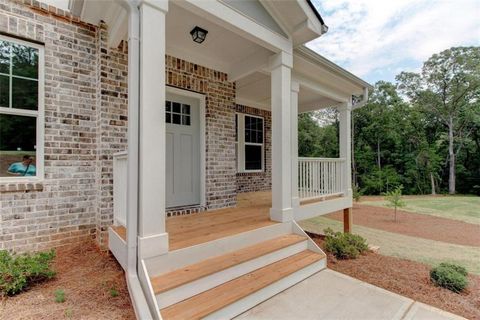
[236,269,465,320]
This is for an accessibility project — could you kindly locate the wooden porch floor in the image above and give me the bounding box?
[167,191,275,251]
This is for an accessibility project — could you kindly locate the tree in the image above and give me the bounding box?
[383,185,406,222]
[397,47,480,194]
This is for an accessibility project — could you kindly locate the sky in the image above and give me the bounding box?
[308,0,480,85]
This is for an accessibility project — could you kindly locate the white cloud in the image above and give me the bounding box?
[308,0,480,82]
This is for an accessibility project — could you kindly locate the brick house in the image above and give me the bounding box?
[0,0,372,318]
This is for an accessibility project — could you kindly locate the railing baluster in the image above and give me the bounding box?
[298,157,346,202]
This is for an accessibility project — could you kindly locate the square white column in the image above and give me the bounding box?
[269,51,293,222]
[138,0,169,258]
[291,80,300,208]
[338,102,353,198]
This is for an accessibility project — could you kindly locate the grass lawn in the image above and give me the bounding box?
[362,196,480,225]
[300,217,480,275]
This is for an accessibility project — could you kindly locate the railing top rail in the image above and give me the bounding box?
[298,157,346,162]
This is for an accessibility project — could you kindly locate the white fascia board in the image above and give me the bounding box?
[175,0,292,54]
[296,46,373,90]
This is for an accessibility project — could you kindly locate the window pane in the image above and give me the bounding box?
[0,114,37,177]
[166,101,171,111]
[0,41,10,74]
[245,145,262,170]
[12,77,37,110]
[182,104,190,115]
[182,115,190,126]
[0,75,8,107]
[11,43,38,79]
[244,116,263,143]
[172,102,181,113]
[172,113,181,124]
[166,112,171,123]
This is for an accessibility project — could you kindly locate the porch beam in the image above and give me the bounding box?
[269,51,293,222]
[175,0,292,54]
[291,80,300,208]
[137,0,169,258]
[293,72,350,103]
[229,50,270,82]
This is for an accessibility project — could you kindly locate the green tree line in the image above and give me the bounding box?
[298,47,480,195]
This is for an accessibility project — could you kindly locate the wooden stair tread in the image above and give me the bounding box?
[160,250,324,320]
[151,234,306,294]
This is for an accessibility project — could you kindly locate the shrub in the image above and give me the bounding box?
[430,263,468,293]
[0,249,56,296]
[109,287,119,297]
[54,289,65,303]
[323,228,368,259]
[352,185,362,202]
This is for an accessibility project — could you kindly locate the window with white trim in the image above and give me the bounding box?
[235,114,264,172]
[0,36,44,181]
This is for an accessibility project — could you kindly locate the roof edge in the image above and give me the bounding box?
[295,45,374,90]
[305,0,325,26]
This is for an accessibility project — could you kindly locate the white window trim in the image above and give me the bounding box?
[0,35,44,183]
[236,113,264,173]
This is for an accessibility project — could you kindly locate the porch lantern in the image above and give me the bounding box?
[190,26,208,44]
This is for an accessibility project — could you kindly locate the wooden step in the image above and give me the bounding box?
[151,234,306,294]
[160,250,324,320]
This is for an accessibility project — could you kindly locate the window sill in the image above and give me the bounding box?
[0,179,44,193]
[237,170,265,176]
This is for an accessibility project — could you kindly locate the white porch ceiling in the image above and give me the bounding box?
[166,3,272,75]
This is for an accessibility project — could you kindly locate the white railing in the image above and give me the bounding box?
[298,157,346,201]
[113,151,128,227]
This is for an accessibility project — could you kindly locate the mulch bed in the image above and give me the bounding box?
[0,241,135,320]
[310,236,480,320]
[326,204,480,246]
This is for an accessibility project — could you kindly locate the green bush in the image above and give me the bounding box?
[54,289,65,303]
[323,228,369,259]
[430,263,468,293]
[0,249,56,296]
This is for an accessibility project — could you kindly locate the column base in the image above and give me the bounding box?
[270,207,294,222]
[138,232,169,259]
[291,197,300,208]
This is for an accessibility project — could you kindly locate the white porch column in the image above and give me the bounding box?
[291,80,300,208]
[137,0,169,258]
[339,102,353,198]
[269,51,293,222]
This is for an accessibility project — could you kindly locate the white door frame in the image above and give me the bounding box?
[166,86,206,208]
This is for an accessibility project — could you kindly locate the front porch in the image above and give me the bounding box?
[110,186,352,258]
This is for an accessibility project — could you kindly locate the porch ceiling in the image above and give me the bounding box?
[236,72,345,112]
[166,3,273,76]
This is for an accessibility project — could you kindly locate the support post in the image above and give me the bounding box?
[137,0,169,258]
[269,51,293,222]
[343,208,353,233]
[339,102,353,232]
[291,80,300,208]
[338,102,353,197]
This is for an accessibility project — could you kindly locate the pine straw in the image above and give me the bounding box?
[310,235,480,320]
[0,240,135,320]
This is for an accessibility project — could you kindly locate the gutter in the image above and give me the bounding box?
[352,87,369,110]
[118,1,152,319]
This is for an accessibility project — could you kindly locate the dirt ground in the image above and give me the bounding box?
[326,203,480,247]
[0,241,135,320]
[310,236,480,320]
